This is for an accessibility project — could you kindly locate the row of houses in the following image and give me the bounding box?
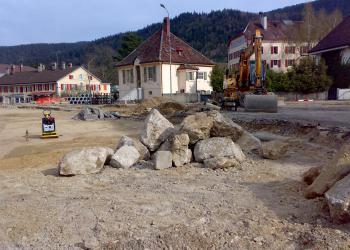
[1,14,349,103]
[0,63,110,104]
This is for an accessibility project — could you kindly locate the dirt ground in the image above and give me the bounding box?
[0,105,349,249]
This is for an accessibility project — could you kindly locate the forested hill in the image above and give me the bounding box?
[0,0,348,65]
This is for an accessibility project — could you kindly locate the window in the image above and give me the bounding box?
[197,72,208,80]
[122,69,134,84]
[285,46,296,54]
[270,60,281,68]
[300,46,309,54]
[186,72,195,81]
[69,75,74,80]
[285,59,295,67]
[143,66,157,82]
[261,46,264,54]
[271,46,279,54]
[79,74,83,80]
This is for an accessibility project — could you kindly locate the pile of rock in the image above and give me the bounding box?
[303,143,350,224]
[73,107,120,121]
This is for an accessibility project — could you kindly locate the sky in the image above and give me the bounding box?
[0,0,310,46]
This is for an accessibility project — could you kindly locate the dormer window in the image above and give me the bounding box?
[176,48,183,56]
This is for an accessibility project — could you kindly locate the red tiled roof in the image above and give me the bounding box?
[0,67,79,85]
[117,18,215,67]
[0,64,36,74]
[309,16,350,54]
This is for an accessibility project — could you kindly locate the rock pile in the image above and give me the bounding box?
[303,143,350,224]
[60,109,289,174]
[73,107,120,120]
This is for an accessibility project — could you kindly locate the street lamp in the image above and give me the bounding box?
[160,3,172,96]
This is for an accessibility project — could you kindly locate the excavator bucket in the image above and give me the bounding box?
[244,94,278,113]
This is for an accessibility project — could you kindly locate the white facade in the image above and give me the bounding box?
[228,35,309,73]
[118,61,213,101]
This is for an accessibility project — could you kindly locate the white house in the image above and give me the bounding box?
[117,17,215,101]
[228,14,308,73]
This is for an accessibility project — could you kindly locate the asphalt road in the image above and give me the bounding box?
[229,104,350,128]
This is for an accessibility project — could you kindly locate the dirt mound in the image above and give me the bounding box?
[157,101,187,115]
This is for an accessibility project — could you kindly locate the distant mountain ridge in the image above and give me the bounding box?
[0,0,348,65]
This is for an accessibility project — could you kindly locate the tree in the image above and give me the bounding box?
[289,57,332,93]
[115,33,143,61]
[210,65,226,92]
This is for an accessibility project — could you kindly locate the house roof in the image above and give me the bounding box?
[117,18,215,67]
[0,64,36,74]
[177,64,199,71]
[309,16,350,54]
[230,19,302,45]
[0,66,79,85]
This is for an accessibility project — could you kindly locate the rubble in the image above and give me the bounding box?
[180,112,213,144]
[194,137,245,163]
[58,147,113,176]
[236,131,262,154]
[208,111,244,141]
[261,140,288,160]
[325,173,350,224]
[302,166,323,185]
[140,109,175,151]
[204,157,239,170]
[73,107,120,120]
[110,145,140,169]
[116,136,150,160]
[171,133,192,167]
[153,151,173,170]
[305,143,350,199]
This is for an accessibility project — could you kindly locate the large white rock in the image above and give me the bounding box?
[180,112,213,144]
[172,133,192,167]
[153,151,173,170]
[325,174,350,224]
[110,145,140,169]
[194,137,245,163]
[236,131,262,154]
[59,147,114,176]
[140,109,175,151]
[208,111,244,141]
[116,136,150,160]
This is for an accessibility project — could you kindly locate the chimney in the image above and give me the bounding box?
[10,64,16,75]
[61,62,66,70]
[259,12,268,30]
[163,17,170,34]
[38,63,43,72]
[68,63,73,68]
[20,64,23,72]
[6,68,10,75]
[51,62,57,71]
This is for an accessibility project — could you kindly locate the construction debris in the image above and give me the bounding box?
[58,147,114,176]
[180,112,214,144]
[73,107,120,120]
[261,140,289,160]
[110,145,140,169]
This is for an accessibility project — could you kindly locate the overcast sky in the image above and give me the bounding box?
[0,0,310,46]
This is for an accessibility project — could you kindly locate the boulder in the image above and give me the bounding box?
[110,145,140,169]
[204,157,239,170]
[325,174,350,224]
[172,133,192,167]
[180,112,213,144]
[236,131,262,154]
[302,166,323,185]
[305,143,350,199]
[153,151,173,170]
[59,147,114,176]
[140,109,175,151]
[116,136,150,160]
[253,131,288,142]
[194,137,245,163]
[208,111,244,141]
[261,140,288,160]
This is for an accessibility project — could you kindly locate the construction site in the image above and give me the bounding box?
[0,98,350,249]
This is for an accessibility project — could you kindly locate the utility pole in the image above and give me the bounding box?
[160,4,172,96]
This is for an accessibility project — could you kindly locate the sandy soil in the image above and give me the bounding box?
[0,106,349,249]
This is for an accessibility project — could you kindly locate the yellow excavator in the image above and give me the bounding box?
[222,29,278,113]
